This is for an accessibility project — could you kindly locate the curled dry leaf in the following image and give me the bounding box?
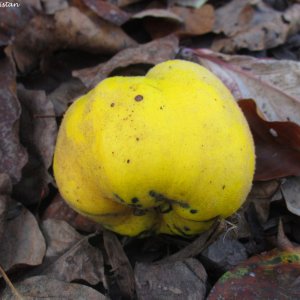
[183,48,300,125]
[171,0,208,8]
[0,57,28,184]
[281,176,300,216]
[0,201,46,273]
[73,35,179,89]
[135,258,207,300]
[239,99,300,180]
[2,275,107,300]
[103,230,135,299]
[213,0,300,52]
[8,6,137,73]
[81,0,131,26]
[139,5,214,39]
[33,219,107,286]
[132,8,183,23]
[42,193,103,232]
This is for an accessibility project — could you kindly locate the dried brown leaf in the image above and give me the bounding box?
[0,201,46,273]
[132,8,183,23]
[281,176,300,216]
[239,99,300,180]
[32,219,107,286]
[172,0,208,8]
[42,193,103,232]
[41,0,68,14]
[103,230,135,299]
[185,48,300,125]
[0,173,12,241]
[8,6,137,73]
[81,0,130,25]
[0,58,28,184]
[2,275,107,300]
[213,0,300,52]
[158,219,225,264]
[0,0,41,46]
[73,35,179,89]
[135,258,207,300]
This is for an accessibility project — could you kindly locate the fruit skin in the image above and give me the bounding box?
[53,59,255,237]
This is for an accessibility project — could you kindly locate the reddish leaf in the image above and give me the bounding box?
[238,99,300,181]
[208,224,300,299]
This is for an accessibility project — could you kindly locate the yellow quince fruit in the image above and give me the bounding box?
[53,60,255,237]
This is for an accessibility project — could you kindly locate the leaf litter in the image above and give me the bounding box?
[1,0,300,298]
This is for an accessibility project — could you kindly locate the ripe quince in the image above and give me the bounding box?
[53,60,255,237]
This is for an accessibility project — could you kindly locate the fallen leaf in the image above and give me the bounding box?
[213,0,300,52]
[141,5,214,38]
[132,8,183,23]
[0,173,12,241]
[42,193,103,232]
[0,201,46,273]
[103,230,135,299]
[48,78,87,116]
[0,57,28,184]
[239,99,300,180]
[1,275,107,299]
[73,35,179,89]
[11,85,57,205]
[80,0,131,25]
[202,234,248,270]
[159,219,225,264]
[183,48,300,125]
[281,176,300,216]
[171,0,208,8]
[135,258,207,300]
[31,219,107,286]
[0,0,41,46]
[41,0,68,14]
[208,222,300,299]
[8,6,137,73]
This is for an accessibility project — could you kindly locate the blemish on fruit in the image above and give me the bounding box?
[127,159,130,163]
[136,137,140,141]
[131,197,139,203]
[222,185,226,189]
[110,103,115,107]
[114,193,125,203]
[135,95,143,102]
[184,226,190,231]
[190,209,197,214]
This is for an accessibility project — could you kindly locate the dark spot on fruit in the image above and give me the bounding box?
[114,193,125,203]
[136,137,140,141]
[133,208,146,216]
[131,197,139,203]
[149,190,189,208]
[112,152,114,155]
[159,203,172,214]
[127,159,130,163]
[190,209,197,214]
[222,185,226,189]
[174,225,191,237]
[135,95,143,102]
[184,226,190,231]
[110,103,115,107]
[160,106,163,110]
